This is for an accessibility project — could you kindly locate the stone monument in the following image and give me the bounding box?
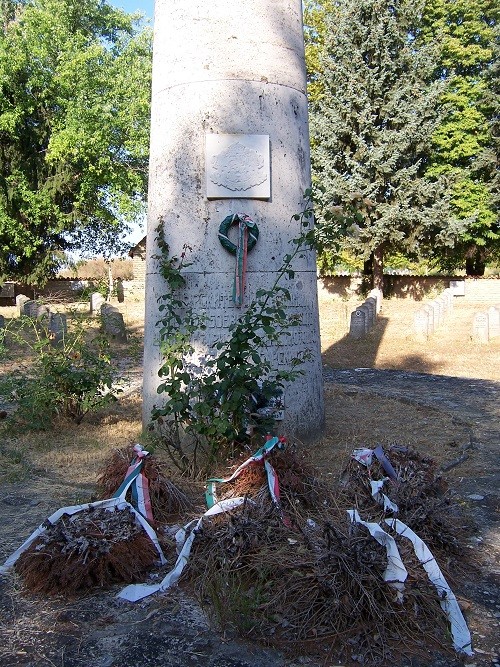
[142,0,325,439]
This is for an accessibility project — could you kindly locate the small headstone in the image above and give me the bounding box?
[365,297,376,329]
[349,307,367,339]
[429,300,441,330]
[368,288,383,314]
[472,312,489,343]
[90,292,105,314]
[101,304,127,342]
[49,313,67,346]
[35,304,51,327]
[16,294,30,316]
[449,280,465,296]
[487,307,500,339]
[0,314,4,329]
[442,288,454,310]
[413,309,429,340]
[22,299,38,318]
[116,279,125,303]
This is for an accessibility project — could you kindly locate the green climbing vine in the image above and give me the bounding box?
[150,193,315,476]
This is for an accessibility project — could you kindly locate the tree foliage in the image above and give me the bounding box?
[0,0,152,285]
[421,0,499,274]
[305,0,453,288]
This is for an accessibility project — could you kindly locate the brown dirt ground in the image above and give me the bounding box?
[0,296,499,667]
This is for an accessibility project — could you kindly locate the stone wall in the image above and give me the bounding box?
[318,276,500,302]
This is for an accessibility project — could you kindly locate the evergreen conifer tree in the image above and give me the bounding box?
[308,0,454,289]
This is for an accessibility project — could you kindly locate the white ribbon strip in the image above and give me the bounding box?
[386,518,473,655]
[118,497,248,602]
[347,509,407,594]
[0,494,166,575]
[370,479,399,513]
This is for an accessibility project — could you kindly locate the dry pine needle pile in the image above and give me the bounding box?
[13,443,473,665]
[188,445,471,665]
[96,446,198,522]
[15,506,158,595]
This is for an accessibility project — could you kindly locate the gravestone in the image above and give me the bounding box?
[368,288,382,314]
[0,314,4,329]
[101,304,127,343]
[472,312,489,343]
[350,308,367,339]
[142,0,324,439]
[442,288,454,311]
[116,279,125,303]
[23,300,38,318]
[439,292,450,320]
[365,297,376,328]
[35,304,51,327]
[432,299,444,328]
[449,280,465,296]
[49,313,67,346]
[414,309,429,340]
[90,292,105,314]
[15,294,30,315]
[487,307,500,339]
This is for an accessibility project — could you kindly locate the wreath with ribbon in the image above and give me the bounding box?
[218,214,259,254]
[218,214,259,307]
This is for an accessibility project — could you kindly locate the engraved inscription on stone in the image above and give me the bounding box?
[206,134,270,199]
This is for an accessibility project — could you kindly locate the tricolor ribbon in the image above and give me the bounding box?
[205,435,290,526]
[386,518,473,655]
[348,510,473,655]
[118,497,248,602]
[0,464,166,576]
[113,444,154,523]
[352,446,399,512]
[233,214,257,307]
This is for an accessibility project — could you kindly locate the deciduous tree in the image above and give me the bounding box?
[0,0,152,285]
[421,0,498,275]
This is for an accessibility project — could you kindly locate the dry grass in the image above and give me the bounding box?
[0,295,495,667]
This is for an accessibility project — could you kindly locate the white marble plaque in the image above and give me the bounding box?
[205,134,270,199]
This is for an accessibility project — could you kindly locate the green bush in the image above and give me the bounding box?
[0,315,119,429]
[150,195,315,476]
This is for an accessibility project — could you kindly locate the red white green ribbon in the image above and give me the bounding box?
[0,475,166,575]
[118,497,248,602]
[233,214,255,307]
[205,435,290,525]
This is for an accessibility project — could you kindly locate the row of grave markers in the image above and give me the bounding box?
[472,306,500,343]
[13,295,67,345]
[1,294,127,345]
[413,288,454,340]
[349,289,383,340]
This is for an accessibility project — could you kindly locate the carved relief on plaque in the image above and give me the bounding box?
[206,134,270,199]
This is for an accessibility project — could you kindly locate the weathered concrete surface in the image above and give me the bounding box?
[143,1,324,439]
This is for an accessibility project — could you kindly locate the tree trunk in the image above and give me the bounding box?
[107,263,113,301]
[465,248,486,276]
[372,245,384,294]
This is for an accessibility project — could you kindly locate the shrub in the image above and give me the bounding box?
[0,314,119,429]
